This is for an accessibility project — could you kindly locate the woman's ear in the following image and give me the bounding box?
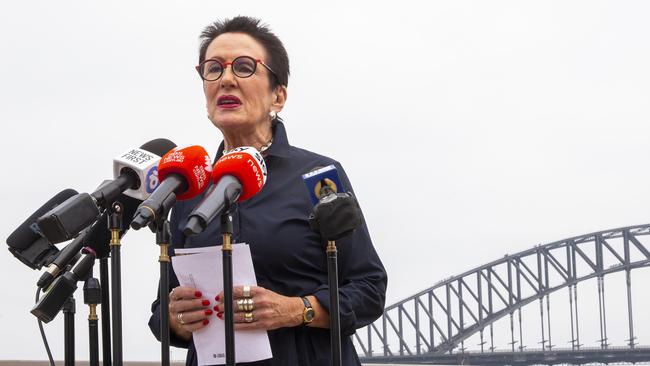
[271,85,288,113]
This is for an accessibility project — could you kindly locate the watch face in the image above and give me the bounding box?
[302,297,315,323]
[305,308,315,322]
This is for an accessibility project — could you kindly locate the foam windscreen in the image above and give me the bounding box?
[6,189,78,249]
[212,147,267,201]
[140,138,177,156]
[158,145,212,200]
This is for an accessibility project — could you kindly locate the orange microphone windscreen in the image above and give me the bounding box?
[212,147,267,201]
[158,145,212,200]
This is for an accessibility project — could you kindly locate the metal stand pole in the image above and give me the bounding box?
[221,211,235,366]
[327,240,342,366]
[84,277,101,366]
[156,219,172,366]
[306,178,361,366]
[63,296,75,366]
[99,258,112,366]
[109,202,124,366]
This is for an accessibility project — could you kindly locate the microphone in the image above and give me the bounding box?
[82,193,141,259]
[183,147,267,236]
[36,225,95,289]
[302,165,362,241]
[6,189,78,270]
[37,139,177,244]
[37,188,142,287]
[31,247,97,323]
[130,145,213,230]
[115,139,177,201]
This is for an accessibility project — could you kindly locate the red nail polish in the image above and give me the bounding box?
[194,291,202,298]
[213,305,219,311]
[205,309,213,316]
[215,295,220,301]
[217,312,223,319]
[203,319,210,325]
[202,300,210,306]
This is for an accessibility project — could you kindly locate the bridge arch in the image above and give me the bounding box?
[356,224,650,362]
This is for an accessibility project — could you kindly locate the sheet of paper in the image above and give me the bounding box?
[171,243,272,365]
[174,246,222,254]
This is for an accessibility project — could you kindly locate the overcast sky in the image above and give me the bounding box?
[2,0,650,362]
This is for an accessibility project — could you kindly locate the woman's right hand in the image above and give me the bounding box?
[168,286,213,340]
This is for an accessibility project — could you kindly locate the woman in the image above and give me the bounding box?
[149,16,387,366]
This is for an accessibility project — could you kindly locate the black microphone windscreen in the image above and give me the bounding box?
[82,193,141,259]
[6,189,78,250]
[140,138,177,157]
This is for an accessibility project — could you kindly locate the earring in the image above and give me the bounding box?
[269,110,277,120]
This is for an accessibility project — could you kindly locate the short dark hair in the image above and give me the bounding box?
[199,16,289,88]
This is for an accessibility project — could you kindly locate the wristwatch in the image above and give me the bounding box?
[301,297,315,325]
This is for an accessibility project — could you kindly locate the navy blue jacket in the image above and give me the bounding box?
[149,121,387,365]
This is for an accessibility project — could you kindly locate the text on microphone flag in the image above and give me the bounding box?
[158,145,212,200]
[213,147,267,201]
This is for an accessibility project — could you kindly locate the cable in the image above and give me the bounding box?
[36,287,56,366]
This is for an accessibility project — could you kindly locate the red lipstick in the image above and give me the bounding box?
[217,95,242,109]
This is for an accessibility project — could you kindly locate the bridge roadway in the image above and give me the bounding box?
[360,346,650,365]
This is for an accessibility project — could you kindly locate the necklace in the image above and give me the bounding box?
[222,137,274,156]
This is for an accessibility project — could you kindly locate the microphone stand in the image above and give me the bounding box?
[155,218,172,366]
[31,248,99,366]
[62,295,76,366]
[221,210,235,366]
[84,277,101,366]
[99,257,112,366]
[131,191,177,364]
[109,202,124,366]
[326,240,342,366]
[309,186,362,366]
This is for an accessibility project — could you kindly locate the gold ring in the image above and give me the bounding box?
[236,299,245,311]
[177,312,185,325]
[242,285,251,298]
[244,312,254,323]
[244,298,254,312]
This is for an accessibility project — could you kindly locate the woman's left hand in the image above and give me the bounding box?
[214,285,304,330]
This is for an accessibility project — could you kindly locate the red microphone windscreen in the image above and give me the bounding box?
[213,147,267,201]
[158,145,212,200]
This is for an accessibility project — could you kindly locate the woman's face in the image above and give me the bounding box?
[202,32,282,134]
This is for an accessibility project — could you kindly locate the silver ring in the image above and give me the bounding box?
[177,312,185,325]
[236,299,245,311]
[244,312,254,323]
[242,285,251,298]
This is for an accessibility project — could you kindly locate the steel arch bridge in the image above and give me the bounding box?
[355,224,650,365]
